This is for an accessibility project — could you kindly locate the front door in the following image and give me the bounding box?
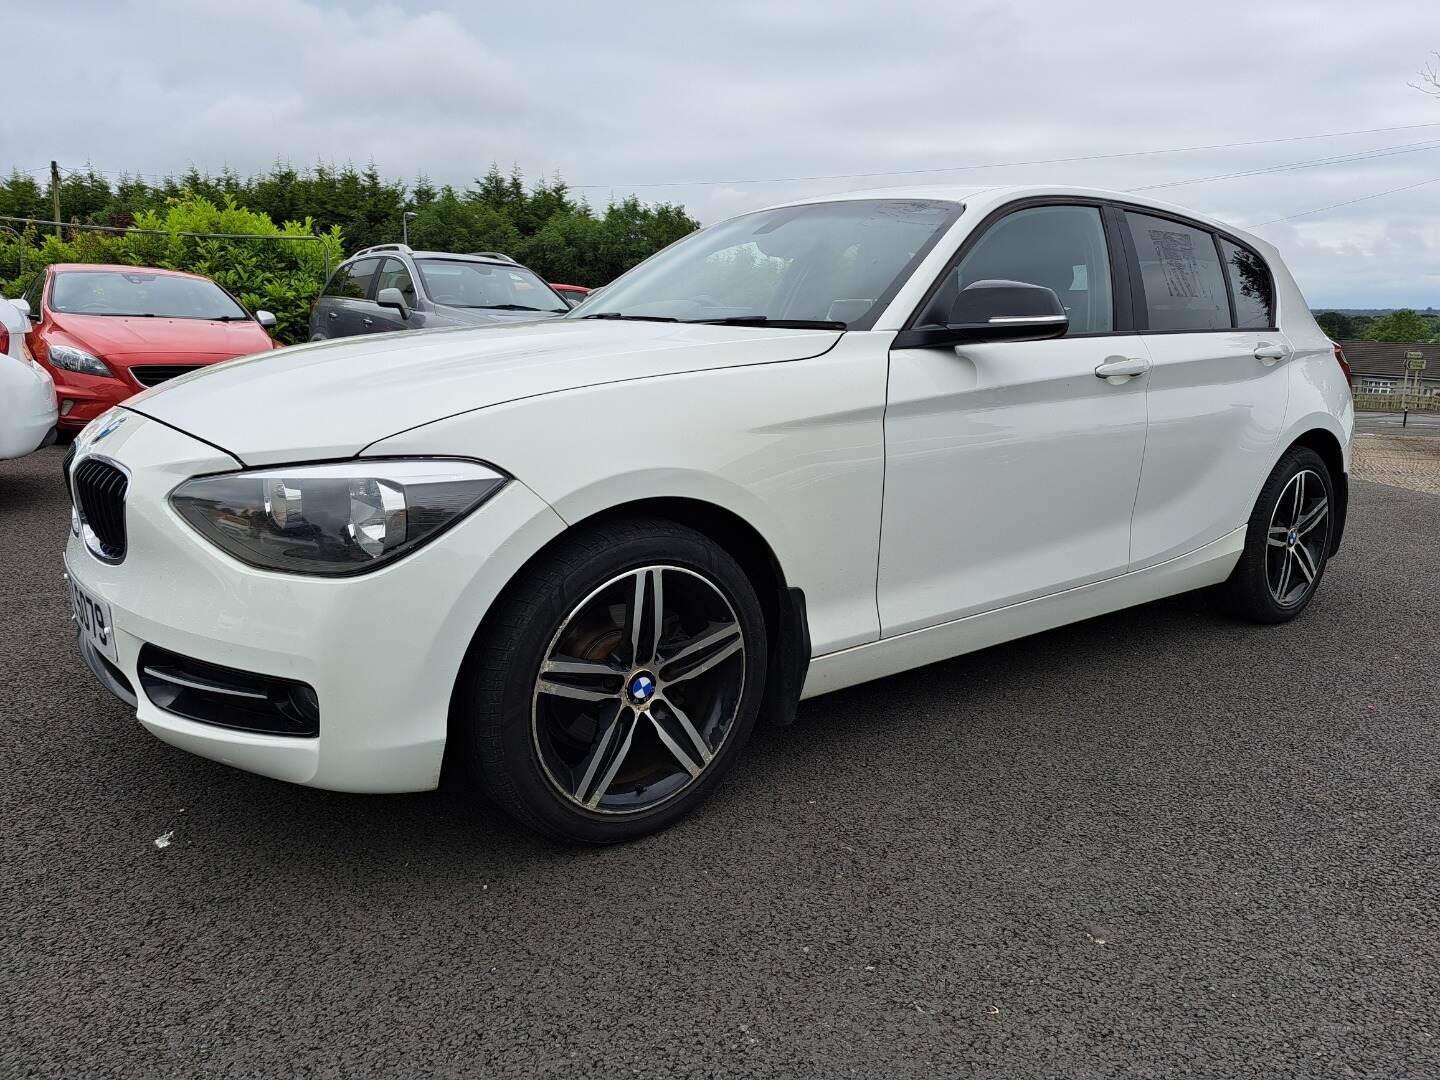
[878,203,1149,637]
[370,258,421,334]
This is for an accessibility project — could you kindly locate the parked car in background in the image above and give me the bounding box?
[550,284,591,308]
[0,296,57,459]
[23,264,279,431]
[62,186,1351,844]
[309,246,569,341]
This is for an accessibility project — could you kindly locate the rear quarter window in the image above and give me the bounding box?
[1220,239,1275,329]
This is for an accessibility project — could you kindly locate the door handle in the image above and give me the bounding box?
[1094,356,1150,381]
[1254,342,1291,364]
[362,318,374,327]
[327,311,338,319]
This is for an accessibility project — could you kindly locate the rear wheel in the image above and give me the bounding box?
[1219,446,1334,623]
[457,518,767,843]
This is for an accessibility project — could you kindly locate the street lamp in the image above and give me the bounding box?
[402,211,418,246]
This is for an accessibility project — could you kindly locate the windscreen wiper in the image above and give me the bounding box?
[685,315,847,330]
[476,304,546,311]
[580,312,680,322]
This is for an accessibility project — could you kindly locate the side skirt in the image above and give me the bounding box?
[800,526,1246,699]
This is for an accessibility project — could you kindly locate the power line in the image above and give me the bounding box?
[1248,175,1440,228]
[567,120,1440,190]
[1126,138,1440,192]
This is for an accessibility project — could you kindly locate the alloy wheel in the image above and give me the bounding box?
[531,565,746,814]
[1265,468,1330,607]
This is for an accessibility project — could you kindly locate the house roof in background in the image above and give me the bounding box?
[1337,340,1438,379]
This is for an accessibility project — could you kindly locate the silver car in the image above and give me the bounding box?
[309,245,569,340]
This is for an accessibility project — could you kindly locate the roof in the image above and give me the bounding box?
[1338,340,1439,379]
[756,184,1272,258]
[48,263,209,281]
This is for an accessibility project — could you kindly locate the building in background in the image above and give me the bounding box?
[1339,340,1439,409]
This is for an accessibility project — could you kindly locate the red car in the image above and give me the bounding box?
[549,283,591,308]
[22,264,279,430]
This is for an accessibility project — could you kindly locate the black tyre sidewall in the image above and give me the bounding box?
[1227,447,1334,623]
[461,520,768,844]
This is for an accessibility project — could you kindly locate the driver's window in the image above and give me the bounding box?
[376,258,417,304]
[919,205,1113,334]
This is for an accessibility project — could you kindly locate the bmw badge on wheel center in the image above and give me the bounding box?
[63,185,1353,844]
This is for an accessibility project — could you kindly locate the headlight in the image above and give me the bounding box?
[170,459,508,576]
[48,344,115,378]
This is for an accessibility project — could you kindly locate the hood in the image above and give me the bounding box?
[52,313,275,359]
[125,319,842,465]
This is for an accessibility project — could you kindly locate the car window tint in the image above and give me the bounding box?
[1125,213,1230,331]
[919,205,1113,334]
[376,258,418,304]
[1220,239,1274,329]
[326,258,379,299]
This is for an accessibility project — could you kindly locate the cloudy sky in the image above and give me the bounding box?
[7,0,1440,307]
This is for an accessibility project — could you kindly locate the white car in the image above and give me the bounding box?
[0,297,57,459]
[62,186,1352,843]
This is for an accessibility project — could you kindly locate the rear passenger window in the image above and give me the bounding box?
[919,205,1113,334]
[1220,239,1274,328]
[1124,213,1229,331]
[324,258,379,300]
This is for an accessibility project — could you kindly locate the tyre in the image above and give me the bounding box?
[1219,446,1334,624]
[457,517,768,843]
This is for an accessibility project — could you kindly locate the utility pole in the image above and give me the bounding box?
[50,161,61,238]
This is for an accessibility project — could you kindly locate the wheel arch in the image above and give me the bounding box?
[1284,425,1348,555]
[450,494,811,761]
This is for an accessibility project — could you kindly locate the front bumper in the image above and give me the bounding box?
[65,412,567,792]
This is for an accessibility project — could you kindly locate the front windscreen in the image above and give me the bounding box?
[50,270,249,320]
[568,199,962,329]
[415,260,569,313]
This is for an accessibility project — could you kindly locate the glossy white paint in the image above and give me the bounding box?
[63,411,567,792]
[67,185,1353,793]
[0,298,56,460]
[879,335,1147,635]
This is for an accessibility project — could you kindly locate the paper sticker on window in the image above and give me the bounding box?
[1069,264,1088,291]
[1147,229,1208,299]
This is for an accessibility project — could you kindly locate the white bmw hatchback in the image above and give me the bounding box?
[64,186,1352,842]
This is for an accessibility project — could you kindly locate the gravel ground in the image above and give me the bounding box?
[3,443,1438,1079]
[1353,434,1440,497]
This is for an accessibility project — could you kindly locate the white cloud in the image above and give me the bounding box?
[7,0,1440,305]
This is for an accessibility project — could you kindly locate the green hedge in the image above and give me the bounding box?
[0,195,344,345]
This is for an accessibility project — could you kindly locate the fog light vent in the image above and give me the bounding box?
[137,644,319,737]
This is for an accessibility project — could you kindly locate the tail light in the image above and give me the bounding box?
[1332,341,1353,388]
[0,324,8,356]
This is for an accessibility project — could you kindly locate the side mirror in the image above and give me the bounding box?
[254,310,278,330]
[10,297,31,319]
[376,287,410,319]
[892,279,1068,349]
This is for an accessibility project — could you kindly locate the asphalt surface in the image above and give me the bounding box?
[3,443,1439,1078]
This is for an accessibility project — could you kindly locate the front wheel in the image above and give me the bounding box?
[1219,446,1335,623]
[456,518,768,843]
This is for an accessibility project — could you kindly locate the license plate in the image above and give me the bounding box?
[68,571,119,664]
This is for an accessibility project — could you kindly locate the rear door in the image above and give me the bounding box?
[1121,210,1290,568]
[319,258,380,339]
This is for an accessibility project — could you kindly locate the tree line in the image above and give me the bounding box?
[0,162,699,290]
[1314,309,1440,343]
